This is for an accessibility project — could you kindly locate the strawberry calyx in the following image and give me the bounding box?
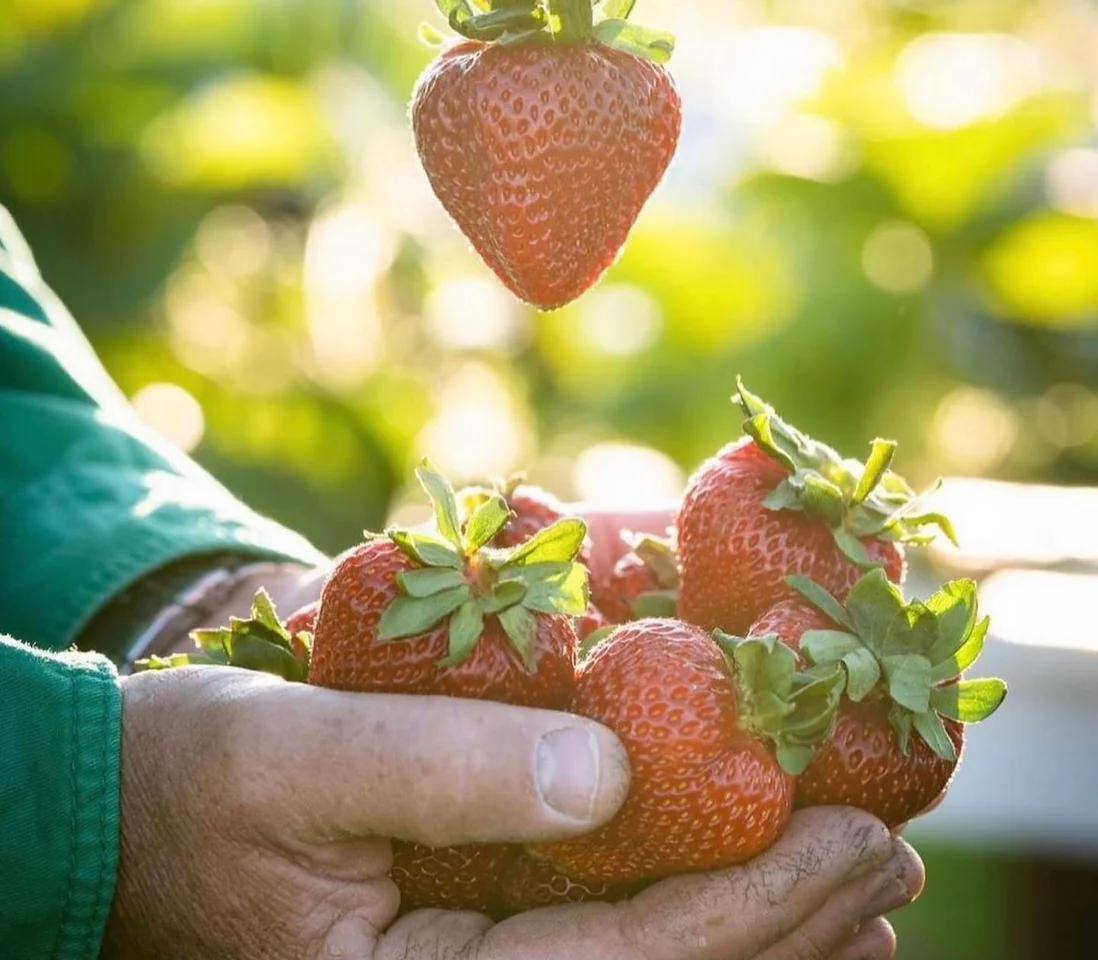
[734,378,959,569]
[134,589,311,682]
[379,460,589,671]
[622,530,679,619]
[423,0,675,64]
[788,570,1008,763]
[713,631,845,776]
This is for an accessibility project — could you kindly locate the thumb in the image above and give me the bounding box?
[238,678,632,848]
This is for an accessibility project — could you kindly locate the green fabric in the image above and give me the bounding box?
[0,203,326,959]
[0,636,122,960]
[0,204,325,654]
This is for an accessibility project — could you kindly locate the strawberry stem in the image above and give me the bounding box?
[551,0,594,39]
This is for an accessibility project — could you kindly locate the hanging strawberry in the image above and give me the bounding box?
[411,0,682,311]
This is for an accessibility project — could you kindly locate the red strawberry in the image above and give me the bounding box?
[495,853,646,916]
[284,600,318,638]
[594,532,678,624]
[798,699,964,829]
[392,842,513,918]
[677,380,956,636]
[309,461,590,912]
[782,570,1007,828]
[284,600,318,666]
[529,618,842,884]
[411,2,681,311]
[577,601,610,642]
[747,598,832,650]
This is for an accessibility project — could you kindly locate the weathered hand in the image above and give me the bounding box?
[102,666,920,960]
[101,667,631,958]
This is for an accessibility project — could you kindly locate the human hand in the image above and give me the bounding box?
[577,503,678,582]
[102,666,921,960]
[101,666,630,958]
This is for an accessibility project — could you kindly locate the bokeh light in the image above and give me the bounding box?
[573,442,684,506]
[131,382,206,453]
[861,221,935,295]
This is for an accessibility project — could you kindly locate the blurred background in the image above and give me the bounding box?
[3,0,1097,955]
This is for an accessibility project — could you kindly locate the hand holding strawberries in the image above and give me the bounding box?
[103,661,923,960]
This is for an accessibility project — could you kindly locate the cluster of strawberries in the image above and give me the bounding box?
[143,381,1005,919]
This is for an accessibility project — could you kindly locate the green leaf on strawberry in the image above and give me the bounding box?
[135,588,311,682]
[787,570,1007,763]
[422,0,676,66]
[377,460,589,671]
[736,379,958,569]
[713,630,844,776]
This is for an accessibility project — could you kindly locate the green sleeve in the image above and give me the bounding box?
[0,205,325,654]
[0,635,122,960]
[0,207,325,958]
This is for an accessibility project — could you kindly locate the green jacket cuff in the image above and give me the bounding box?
[0,637,122,960]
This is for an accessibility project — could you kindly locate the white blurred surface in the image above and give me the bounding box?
[906,563,1098,860]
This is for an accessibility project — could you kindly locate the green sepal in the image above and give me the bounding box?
[387,528,465,569]
[223,631,304,680]
[890,701,914,756]
[514,561,589,616]
[931,617,989,684]
[464,494,513,554]
[424,0,676,63]
[620,532,679,619]
[853,440,897,504]
[930,678,1008,723]
[481,579,528,614]
[504,518,587,567]
[840,646,881,703]
[440,600,485,667]
[786,575,852,629]
[734,378,955,563]
[630,589,678,619]
[416,459,463,548]
[378,585,471,641]
[882,654,933,714]
[714,631,843,777]
[379,465,590,673]
[629,533,680,589]
[397,567,468,598]
[499,604,538,672]
[137,588,309,682]
[800,629,862,664]
[924,579,979,667]
[592,19,674,62]
[788,569,1006,759]
[845,569,907,656]
[912,708,957,763]
[133,651,228,672]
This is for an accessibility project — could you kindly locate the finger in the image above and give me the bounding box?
[465,807,893,960]
[829,918,897,960]
[755,836,922,960]
[240,682,631,847]
[576,505,677,579]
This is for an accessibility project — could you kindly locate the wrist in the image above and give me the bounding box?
[121,560,323,668]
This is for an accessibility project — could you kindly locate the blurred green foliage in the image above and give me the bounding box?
[4,0,1098,556]
[4,2,1098,955]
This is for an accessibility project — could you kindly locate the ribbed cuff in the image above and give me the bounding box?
[52,653,122,960]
